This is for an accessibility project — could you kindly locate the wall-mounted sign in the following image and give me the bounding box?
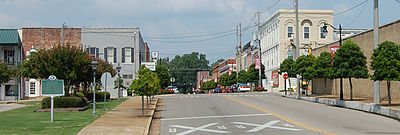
[272,70,279,88]
[142,62,156,71]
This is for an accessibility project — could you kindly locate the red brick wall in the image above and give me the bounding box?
[22,28,81,56]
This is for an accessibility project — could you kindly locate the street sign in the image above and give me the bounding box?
[170,77,176,83]
[42,75,64,96]
[101,72,112,111]
[142,62,156,71]
[255,58,261,70]
[283,74,288,80]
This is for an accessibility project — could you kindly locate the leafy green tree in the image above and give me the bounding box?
[169,52,209,91]
[20,45,92,95]
[279,58,296,78]
[155,65,171,88]
[237,70,251,84]
[247,63,266,86]
[333,40,368,100]
[295,55,316,80]
[131,65,160,115]
[0,61,12,84]
[200,80,216,91]
[371,41,400,105]
[218,73,230,87]
[313,52,334,95]
[114,77,127,90]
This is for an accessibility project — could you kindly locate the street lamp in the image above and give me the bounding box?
[322,23,344,101]
[116,64,121,101]
[91,59,99,116]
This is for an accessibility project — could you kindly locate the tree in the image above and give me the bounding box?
[247,63,266,86]
[237,70,251,84]
[20,45,93,95]
[200,80,216,91]
[313,52,334,95]
[155,65,171,88]
[169,52,209,92]
[295,55,316,95]
[114,77,128,91]
[211,59,225,68]
[371,41,400,105]
[333,40,368,100]
[279,58,296,78]
[0,61,12,84]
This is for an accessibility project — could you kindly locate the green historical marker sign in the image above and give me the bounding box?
[42,75,64,96]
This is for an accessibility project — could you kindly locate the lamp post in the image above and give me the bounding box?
[322,23,343,100]
[91,59,99,116]
[116,64,121,102]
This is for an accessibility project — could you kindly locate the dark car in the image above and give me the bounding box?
[214,88,222,93]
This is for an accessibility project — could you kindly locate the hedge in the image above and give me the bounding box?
[42,97,86,109]
[86,91,110,101]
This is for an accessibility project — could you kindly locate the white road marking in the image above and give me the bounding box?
[235,125,246,129]
[217,125,227,129]
[161,114,271,121]
[170,123,231,135]
[169,128,177,133]
[232,120,302,132]
[282,123,295,127]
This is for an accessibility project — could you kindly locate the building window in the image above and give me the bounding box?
[104,47,117,64]
[287,27,293,38]
[123,74,133,79]
[122,48,134,63]
[5,85,17,96]
[30,82,35,94]
[320,27,326,38]
[304,27,310,39]
[87,47,99,58]
[4,50,15,65]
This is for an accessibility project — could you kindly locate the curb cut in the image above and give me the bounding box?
[144,98,159,135]
[282,95,400,120]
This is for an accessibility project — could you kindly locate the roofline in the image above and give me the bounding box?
[261,9,333,27]
[313,18,400,50]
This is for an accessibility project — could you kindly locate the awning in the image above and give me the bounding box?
[0,29,21,46]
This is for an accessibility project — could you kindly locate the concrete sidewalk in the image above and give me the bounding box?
[78,96,158,135]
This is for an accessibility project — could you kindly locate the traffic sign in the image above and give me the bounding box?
[283,74,289,80]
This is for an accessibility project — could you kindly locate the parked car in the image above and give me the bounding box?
[214,88,222,93]
[238,84,251,92]
[166,86,179,94]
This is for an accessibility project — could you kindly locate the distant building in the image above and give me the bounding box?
[0,29,22,101]
[334,29,367,41]
[81,28,145,98]
[196,71,212,89]
[257,9,334,92]
[212,58,237,84]
[145,42,151,62]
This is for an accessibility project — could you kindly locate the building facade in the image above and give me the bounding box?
[312,19,400,100]
[0,29,22,101]
[81,28,145,98]
[196,71,212,89]
[258,9,334,92]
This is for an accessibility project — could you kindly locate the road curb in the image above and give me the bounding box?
[282,95,400,120]
[144,98,159,135]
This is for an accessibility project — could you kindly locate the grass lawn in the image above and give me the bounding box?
[0,98,127,135]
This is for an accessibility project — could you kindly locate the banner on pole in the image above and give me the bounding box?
[255,58,261,70]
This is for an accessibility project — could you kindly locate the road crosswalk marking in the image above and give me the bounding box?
[232,120,302,132]
[170,123,231,135]
[160,94,272,99]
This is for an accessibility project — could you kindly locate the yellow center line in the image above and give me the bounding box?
[223,96,336,135]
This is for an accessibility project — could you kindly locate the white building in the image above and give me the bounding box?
[258,9,334,92]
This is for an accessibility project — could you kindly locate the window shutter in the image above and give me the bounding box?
[104,48,108,61]
[131,48,134,63]
[25,81,29,96]
[96,48,99,58]
[114,48,117,63]
[122,48,125,63]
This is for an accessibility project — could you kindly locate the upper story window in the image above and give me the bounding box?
[122,47,134,63]
[287,27,293,38]
[86,47,99,58]
[304,27,310,39]
[104,47,116,64]
[3,50,15,65]
[320,27,327,38]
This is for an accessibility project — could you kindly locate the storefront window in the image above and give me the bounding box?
[5,85,17,96]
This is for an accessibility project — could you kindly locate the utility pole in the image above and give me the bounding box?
[295,0,301,97]
[257,11,262,87]
[239,23,242,72]
[373,0,380,104]
[236,25,239,78]
[61,23,65,46]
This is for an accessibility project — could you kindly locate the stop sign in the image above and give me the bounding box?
[283,74,289,79]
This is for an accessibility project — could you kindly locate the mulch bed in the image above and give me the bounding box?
[34,107,88,112]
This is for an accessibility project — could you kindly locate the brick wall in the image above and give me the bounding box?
[22,28,81,56]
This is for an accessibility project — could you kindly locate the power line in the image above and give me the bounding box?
[344,0,369,27]
[396,0,400,4]
[334,0,368,16]
[144,29,235,39]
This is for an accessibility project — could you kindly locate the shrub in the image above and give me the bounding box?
[127,89,133,96]
[253,87,266,91]
[41,96,86,109]
[86,91,110,101]
[75,92,85,98]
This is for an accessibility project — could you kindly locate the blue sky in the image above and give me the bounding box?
[0,0,399,64]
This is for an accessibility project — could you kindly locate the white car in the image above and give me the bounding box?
[238,84,251,92]
[166,86,179,94]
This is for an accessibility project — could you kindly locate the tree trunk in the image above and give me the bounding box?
[388,81,392,105]
[146,96,149,108]
[349,78,353,100]
[324,78,327,96]
[141,95,144,116]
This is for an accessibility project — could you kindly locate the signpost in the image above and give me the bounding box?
[283,74,288,95]
[41,75,64,122]
[101,72,112,111]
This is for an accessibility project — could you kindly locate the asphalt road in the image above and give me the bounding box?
[159,93,400,135]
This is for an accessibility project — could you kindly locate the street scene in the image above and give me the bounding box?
[1,0,400,135]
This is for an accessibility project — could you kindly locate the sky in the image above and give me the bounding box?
[1,0,399,64]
